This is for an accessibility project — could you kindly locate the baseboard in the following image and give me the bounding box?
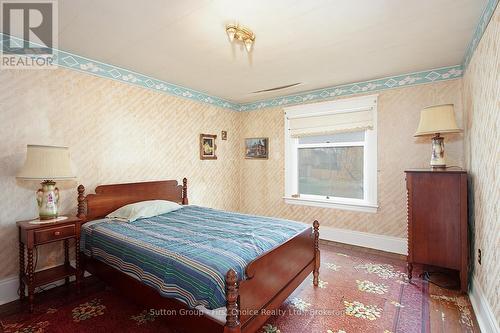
[0,261,90,306]
[0,275,20,306]
[319,226,407,255]
[469,276,499,333]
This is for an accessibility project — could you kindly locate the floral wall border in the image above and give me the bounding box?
[56,51,241,110]
[236,66,463,111]
[462,0,499,68]
[0,0,496,113]
[0,33,239,111]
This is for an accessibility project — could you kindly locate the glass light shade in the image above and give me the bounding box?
[244,38,253,52]
[226,28,235,42]
[414,104,461,136]
[17,145,75,180]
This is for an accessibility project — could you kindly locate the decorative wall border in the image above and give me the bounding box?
[0,33,239,111]
[237,66,463,111]
[0,0,496,112]
[56,51,240,110]
[463,0,499,68]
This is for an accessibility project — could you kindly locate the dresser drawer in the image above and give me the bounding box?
[35,225,75,244]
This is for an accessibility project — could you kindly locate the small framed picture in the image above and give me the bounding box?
[200,134,217,160]
[245,138,269,159]
[221,130,227,140]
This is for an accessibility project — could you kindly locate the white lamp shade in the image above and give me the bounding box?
[17,145,75,180]
[414,104,461,137]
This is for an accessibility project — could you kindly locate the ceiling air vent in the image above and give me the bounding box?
[250,82,302,94]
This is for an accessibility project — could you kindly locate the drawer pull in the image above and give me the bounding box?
[54,231,61,236]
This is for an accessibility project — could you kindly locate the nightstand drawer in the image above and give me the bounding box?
[34,225,75,244]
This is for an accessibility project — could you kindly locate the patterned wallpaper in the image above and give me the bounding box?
[463,3,500,326]
[0,67,242,280]
[238,80,465,238]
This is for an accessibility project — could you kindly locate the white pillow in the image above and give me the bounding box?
[106,200,182,222]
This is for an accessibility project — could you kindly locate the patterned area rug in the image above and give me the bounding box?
[262,247,427,333]
[0,244,475,333]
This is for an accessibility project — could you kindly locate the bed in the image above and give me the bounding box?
[77,178,320,333]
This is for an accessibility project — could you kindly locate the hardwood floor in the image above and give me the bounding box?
[429,283,480,333]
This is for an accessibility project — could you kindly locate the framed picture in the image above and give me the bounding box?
[245,138,269,159]
[200,134,217,160]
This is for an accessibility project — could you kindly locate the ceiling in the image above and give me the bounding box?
[15,0,491,103]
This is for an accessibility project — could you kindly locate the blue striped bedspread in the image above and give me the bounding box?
[81,205,309,309]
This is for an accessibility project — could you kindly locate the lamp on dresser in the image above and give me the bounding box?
[17,145,76,222]
[414,104,461,168]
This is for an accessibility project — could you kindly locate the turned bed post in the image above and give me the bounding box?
[224,269,241,333]
[313,220,320,286]
[182,178,188,205]
[77,185,86,220]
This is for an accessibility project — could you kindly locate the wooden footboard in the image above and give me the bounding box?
[225,221,320,333]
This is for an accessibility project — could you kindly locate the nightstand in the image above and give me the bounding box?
[17,216,83,312]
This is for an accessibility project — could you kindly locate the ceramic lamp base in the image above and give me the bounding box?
[37,180,60,220]
[430,134,446,168]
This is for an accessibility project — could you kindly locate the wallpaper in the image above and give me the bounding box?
[0,67,241,280]
[238,80,464,238]
[463,3,499,325]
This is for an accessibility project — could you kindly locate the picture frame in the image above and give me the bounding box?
[200,134,217,160]
[245,137,269,159]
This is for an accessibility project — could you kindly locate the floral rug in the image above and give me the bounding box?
[0,244,475,333]
[0,290,174,333]
[262,247,427,333]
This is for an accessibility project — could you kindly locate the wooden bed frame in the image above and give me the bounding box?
[76,178,320,333]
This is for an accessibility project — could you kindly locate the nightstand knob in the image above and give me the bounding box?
[54,231,61,236]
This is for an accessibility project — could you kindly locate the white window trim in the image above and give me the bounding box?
[284,94,378,213]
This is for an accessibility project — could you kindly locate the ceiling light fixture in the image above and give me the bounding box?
[226,23,255,52]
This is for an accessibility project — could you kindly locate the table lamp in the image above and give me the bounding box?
[414,104,461,168]
[17,145,75,221]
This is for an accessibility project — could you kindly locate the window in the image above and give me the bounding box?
[284,95,378,212]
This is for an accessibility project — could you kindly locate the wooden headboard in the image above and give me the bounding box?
[77,178,188,221]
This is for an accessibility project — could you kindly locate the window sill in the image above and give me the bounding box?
[283,196,378,213]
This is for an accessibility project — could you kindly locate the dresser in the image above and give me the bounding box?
[405,169,468,292]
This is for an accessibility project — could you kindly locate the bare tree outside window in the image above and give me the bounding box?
[298,146,363,199]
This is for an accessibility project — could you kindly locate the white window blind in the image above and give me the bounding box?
[287,108,374,137]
